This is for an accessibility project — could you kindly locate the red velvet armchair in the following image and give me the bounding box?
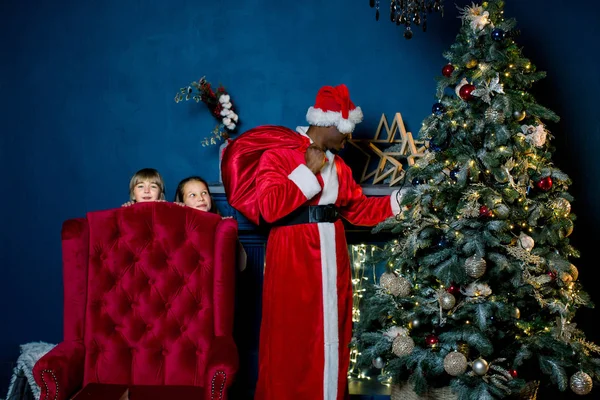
[33,202,239,400]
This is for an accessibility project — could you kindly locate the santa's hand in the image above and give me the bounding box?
[305,144,327,174]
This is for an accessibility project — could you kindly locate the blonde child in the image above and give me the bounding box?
[122,168,166,207]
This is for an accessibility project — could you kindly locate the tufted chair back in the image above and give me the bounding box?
[34,202,239,400]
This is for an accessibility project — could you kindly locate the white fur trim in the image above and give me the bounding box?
[288,164,322,200]
[317,148,339,400]
[319,152,338,204]
[390,189,401,214]
[5,341,56,400]
[337,119,354,134]
[318,222,338,400]
[348,107,363,124]
[306,106,363,133]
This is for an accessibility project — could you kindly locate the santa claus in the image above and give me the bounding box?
[222,84,403,400]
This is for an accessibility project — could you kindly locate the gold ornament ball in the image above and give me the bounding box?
[465,256,487,279]
[380,273,411,297]
[392,335,415,357]
[466,59,478,68]
[570,371,593,395]
[472,358,489,375]
[444,351,468,376]
[559,219,574,239]
[440,292,456,310]
[561,272,574,284]
[513,110,526,121]
[551,197,571,216]
[569,264,579,281]
[513,307,521,319]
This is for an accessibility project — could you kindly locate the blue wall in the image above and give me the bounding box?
[2,0,600,394]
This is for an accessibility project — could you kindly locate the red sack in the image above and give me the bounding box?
[221,125,308,225]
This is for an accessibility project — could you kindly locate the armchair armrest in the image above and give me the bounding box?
[213,218,238,337]
[204,336,239,400]
[33,340,85,400]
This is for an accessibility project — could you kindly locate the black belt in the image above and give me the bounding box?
[272,204,340,226]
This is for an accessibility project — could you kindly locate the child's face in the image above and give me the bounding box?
[132,179,161,202]
[182,180,212,212]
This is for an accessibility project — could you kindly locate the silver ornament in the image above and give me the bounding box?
[380,272,412,297]
[439,292,456,310]
[472,358,489,375]
[513,110,526,121]
[372,356,385,369]
[444,351,468,376]
[570,371,593,395]
[518,232,535,252]
[409,318,421,329]
[550,197,571,216]
[465,256,487,279]
[392,335,415,357]
[493,203,510,219]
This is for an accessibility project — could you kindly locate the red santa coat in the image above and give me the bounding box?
[253,127,400,400]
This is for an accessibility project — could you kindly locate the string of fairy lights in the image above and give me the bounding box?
[348,243,380,381]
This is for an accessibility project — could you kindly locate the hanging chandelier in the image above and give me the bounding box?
[369,0,444,39]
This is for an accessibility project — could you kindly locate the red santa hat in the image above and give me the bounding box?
[306,84,363,134]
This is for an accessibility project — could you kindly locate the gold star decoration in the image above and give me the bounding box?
[347,113,429,186]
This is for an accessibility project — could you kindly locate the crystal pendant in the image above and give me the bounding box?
[413,13,421,25]
[376,9,380,20]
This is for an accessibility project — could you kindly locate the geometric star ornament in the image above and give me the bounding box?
[348,113,429,186]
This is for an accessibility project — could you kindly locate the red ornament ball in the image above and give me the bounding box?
[509,369,518,378]
[479,205,493,217]
[458,84,476,101]
[425,334,439,346]
[548,271,557,280]
[447,284,460,295]
[536,176,553,191]
[442,64,455,77]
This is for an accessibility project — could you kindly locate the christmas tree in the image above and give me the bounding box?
[355,1,600,398]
